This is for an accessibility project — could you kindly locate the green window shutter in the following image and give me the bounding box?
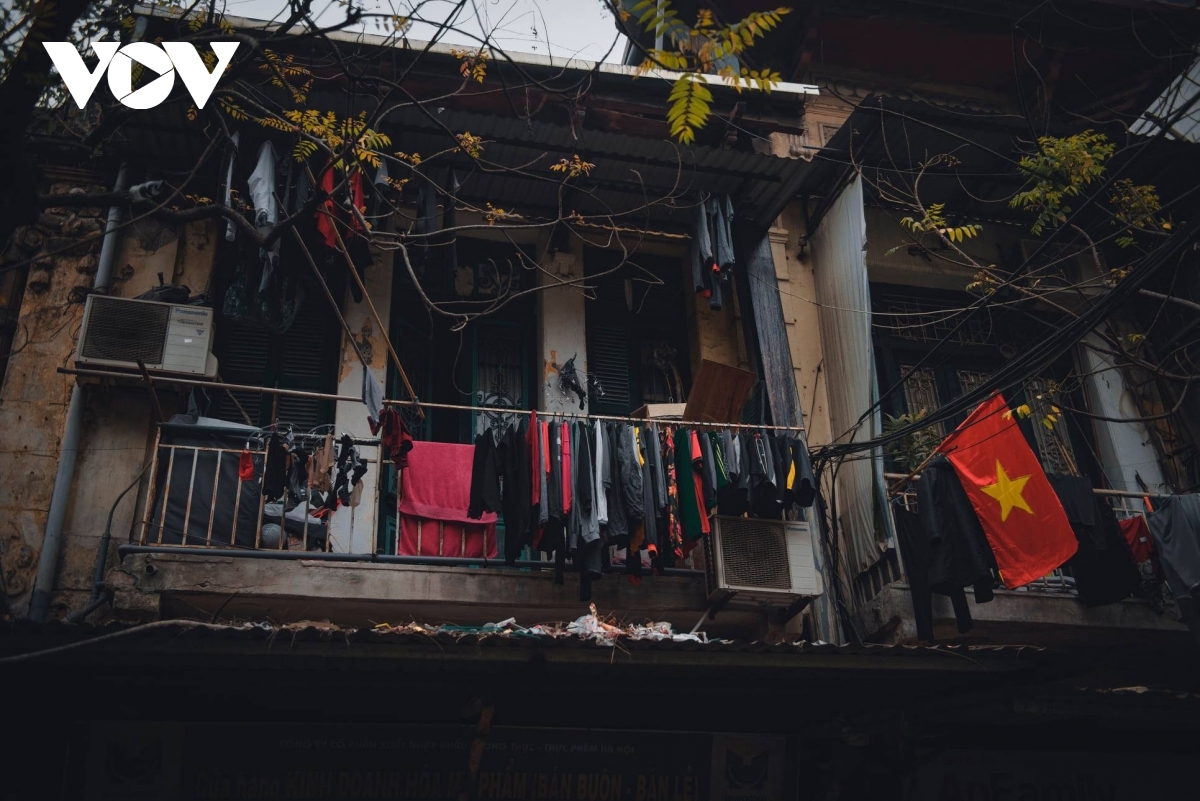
[211,317,269,425]
[587,323,635,415]
[211,296,341,429]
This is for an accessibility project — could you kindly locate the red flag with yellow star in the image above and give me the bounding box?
[937,392,1078,589]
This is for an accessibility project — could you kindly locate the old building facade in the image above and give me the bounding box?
[3,1,1200,798]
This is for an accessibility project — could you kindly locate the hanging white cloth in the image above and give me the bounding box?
[247,140,279,229]
[222,131,239,241]
[810,176,888,575]
[1079,334,1170,494]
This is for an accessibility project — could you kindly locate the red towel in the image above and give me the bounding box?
[398,441,497,558]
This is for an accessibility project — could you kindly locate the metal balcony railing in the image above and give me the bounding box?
[882,472,1159,597]
[137,423,381,553]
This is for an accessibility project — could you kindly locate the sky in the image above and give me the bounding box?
[225,0,629,64]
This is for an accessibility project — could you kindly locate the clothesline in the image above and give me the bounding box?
[61,366,808,433]
[881,472,1169,500]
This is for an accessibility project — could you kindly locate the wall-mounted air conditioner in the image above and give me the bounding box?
[707,516,823,604]
[76,295,217,377]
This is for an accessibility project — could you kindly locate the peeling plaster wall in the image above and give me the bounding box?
[774,205,832,447]
[329,242,393,554]
[538,235,589,414]
[0,194,218,619]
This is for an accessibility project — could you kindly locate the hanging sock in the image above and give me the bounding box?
[238,447,255,482]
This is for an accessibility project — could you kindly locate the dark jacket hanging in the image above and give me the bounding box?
[917,455,996,603]
[468,431,502,519]
[1048,474,1140,607]
[501,422,532,564]
[892,504,976,641]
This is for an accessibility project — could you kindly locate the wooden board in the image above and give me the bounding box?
[682,359,759,424]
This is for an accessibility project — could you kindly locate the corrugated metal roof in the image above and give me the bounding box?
[3,618,1046,671]
[1132,55,1200,143]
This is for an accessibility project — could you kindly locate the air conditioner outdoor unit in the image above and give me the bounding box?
[76,295,218,377]
[707,516,823,604]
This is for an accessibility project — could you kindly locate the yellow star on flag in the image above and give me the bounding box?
[980,460,1034,522]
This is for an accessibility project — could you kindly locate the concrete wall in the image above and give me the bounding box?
[772,205,833,447]
[0,185,219,618]
[0,177,106,615]
[329,241,393,554]
[537,234,589,414]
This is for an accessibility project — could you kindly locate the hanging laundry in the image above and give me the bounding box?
[602,423,629,545]
[546,421,564,520]
[308,434,334,492]
[916,455,997,604]
[704,196,726,311]
[238,446,255,482]
[248,141,279,229]
[1047,474,1140,607]
[261,433,287,499]
[938,393,1077,589]
[1119,515,1156,564]
[661,426,685,565]
[638,427,659,558]
[616,423,645,525]
[500,421,532,565]
[594,419,608,526]
[692,195,715,290]
[528,411,541,507]
[789,436,817,508]
[468,429,502,519]
[362,369,384,431]
[249,141,282,297]
[1146,494,1200,636]
[675,429,710,541]
[399,441,496,558]
[287,450,309,502]
[537,419,550,528]
[892,504,977,642]
[222,131,240,242]
[315,164,366,249]
[716,195,736,271]
[561,421,573,515]
[371,407,414,468]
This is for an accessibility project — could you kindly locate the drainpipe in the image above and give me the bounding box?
[29,163,129,622]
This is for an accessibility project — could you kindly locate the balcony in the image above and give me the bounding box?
[854,474,1188,644]
[111,420,749,635]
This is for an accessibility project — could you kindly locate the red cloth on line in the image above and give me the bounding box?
[541,422,551,474]
[1119,516,1155,564]
[528,411,540,506]
[398,440,497,558]
[938,392,1077,589]
[238,449,255,481]
[370,407,413,468]
[316,165,365,248]
[689,431,711,536]
[561,421,572,514]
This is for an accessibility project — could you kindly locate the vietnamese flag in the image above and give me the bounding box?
[937,393,1078,589]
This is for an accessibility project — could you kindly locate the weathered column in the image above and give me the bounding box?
[536,234,589,414]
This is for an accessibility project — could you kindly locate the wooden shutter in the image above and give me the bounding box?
[211,317,269,425]
[211,294,340,429]
[587,323,634,415]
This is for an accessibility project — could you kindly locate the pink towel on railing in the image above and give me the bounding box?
[398,441,497,558]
